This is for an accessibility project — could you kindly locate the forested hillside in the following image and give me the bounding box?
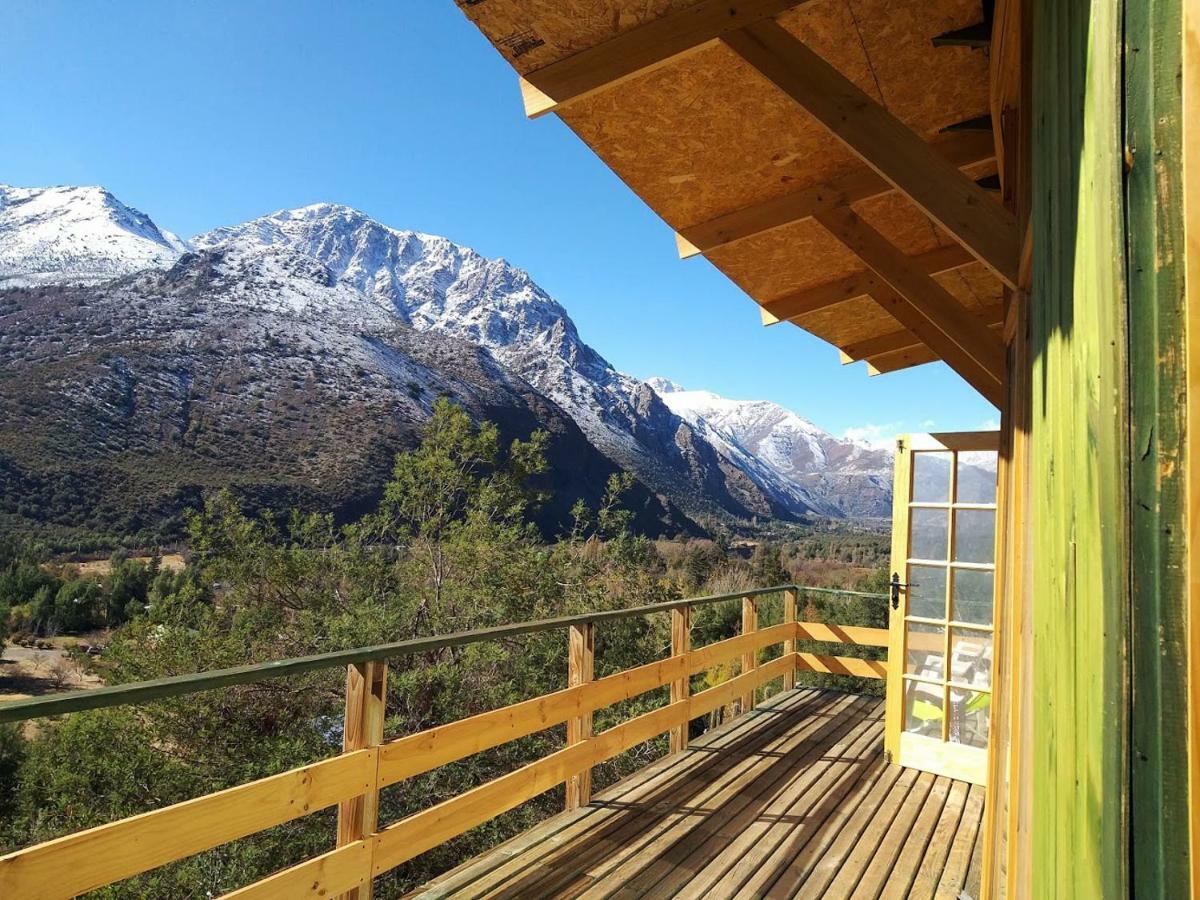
[0,403,889,897]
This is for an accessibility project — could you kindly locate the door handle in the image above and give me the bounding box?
[890,572,914,610]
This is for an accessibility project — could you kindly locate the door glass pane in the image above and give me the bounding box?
[952,569,994,625]
[953,509,996,563]
[907,565,947,619]
[906,622,945,679]
[904,680,944,737]
[956,451,998,504]
[910,508,949,561]
[948,688,990,748]
[949,627,992,688]
[913,451,952,502]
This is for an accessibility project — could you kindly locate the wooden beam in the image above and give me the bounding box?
[520,0,807,118]
[722,20,1020,289]
[839,301,1006,363]
[814,206,1005,405]
[761,244,974,323]
[677,132,996,258]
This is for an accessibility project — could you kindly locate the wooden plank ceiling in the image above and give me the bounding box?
[454,0,1010,406]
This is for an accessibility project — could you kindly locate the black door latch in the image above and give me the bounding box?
[889,572,914,610]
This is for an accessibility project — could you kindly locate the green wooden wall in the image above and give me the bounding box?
[1030,0,1189,896]
[1126,0,1190,893]
[1029,0,1129,896]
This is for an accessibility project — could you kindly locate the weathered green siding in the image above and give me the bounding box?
[1030,0,1129,896]
[1125,0,1190,893]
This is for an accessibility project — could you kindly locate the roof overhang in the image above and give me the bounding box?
[453,0,1014,407]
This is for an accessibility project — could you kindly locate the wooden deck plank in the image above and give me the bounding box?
[745,743,895,898]
[412,692,807,899]
[876,776,954,900]
[847,772,940,899]
[935,783,986,898]
[626,699,877,899]
[567,693,866,898]
[796,767,924,899]
[473,690,830,899]
[406,691,987,900]
[904,779,970,900]
[683,716,887,897]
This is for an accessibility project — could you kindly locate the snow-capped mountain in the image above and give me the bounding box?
[0,185,187,286]
[191,203,836,520]
[647,379,893,518]
[0,186,896,538]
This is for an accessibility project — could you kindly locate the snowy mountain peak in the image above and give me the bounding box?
[646,376,685,395]
[0,184,897,523]
[0,184,187,286]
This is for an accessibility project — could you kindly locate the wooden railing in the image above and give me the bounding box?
[0,584,888,900]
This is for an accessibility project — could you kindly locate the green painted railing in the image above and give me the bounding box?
[0,583,886,724]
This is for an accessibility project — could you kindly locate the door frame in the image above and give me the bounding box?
[884,430,1001,786]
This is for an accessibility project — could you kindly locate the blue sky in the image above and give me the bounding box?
[1,0,996,442]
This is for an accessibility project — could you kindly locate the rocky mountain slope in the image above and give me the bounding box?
[0,185,894,546]
[0,249,688,544]
[647,379,893,519]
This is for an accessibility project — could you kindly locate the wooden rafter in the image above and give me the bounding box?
[813,206,1005,405]
[722,19,1020,289]
[676,131,996,258]
[760,244,974,323]
[519,0,807,118]
[839,300,1006,362]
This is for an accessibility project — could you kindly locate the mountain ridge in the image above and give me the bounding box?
[0,184,894,544]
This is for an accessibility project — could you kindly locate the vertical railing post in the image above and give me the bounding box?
[337,659,387,900]
[783,587,798,692]
[669,604,691,753]
[741,594,758,714]
[566,622,595,811]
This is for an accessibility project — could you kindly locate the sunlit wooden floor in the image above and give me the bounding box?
[410,688,985,899]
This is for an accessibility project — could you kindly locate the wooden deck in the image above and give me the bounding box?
[411,688,984,899]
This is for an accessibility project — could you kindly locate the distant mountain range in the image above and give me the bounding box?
[0,183,892,546]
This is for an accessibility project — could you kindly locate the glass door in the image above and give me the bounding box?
[884,432,999,785]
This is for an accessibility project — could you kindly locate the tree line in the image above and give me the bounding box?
[0,399,889,897]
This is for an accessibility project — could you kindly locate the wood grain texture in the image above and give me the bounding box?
[520,0,809,115]
[0,750,375,900]
[678,131,996,256]
[1029,0,1129,893]
[1126,0,1191,892]
[740,594,759,713]
[722,19,1019,289]
[336,661,387,900]
[566,622,596,811]
[669,605,691,752]
[815,206,1005,404]
[782,587,798,691]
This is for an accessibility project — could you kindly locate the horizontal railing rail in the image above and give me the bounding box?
[0,583,884,724]
[0,584,889,900]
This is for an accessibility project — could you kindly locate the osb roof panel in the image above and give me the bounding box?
[457,0,1000,358]
[790,260,1001,348]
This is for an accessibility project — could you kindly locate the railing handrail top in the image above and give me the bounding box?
[0,583,886,724]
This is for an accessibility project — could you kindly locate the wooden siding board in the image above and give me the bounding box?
[1126,0,1192,893]
[1029,0,1130,895]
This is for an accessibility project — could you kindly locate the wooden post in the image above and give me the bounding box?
[336,660,387,900]
[669,605,691,753]
[740,594,758,714]
[566,622,594,811]
[782,588,798,692]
